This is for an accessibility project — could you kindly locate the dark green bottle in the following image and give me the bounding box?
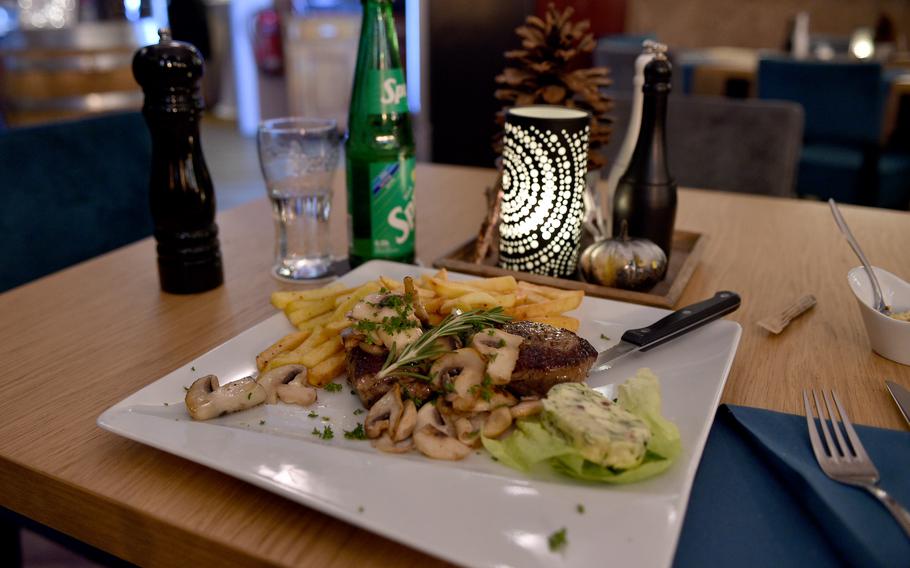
[345,0,416,267]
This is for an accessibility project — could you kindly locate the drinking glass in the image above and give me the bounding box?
[257,118,342,281]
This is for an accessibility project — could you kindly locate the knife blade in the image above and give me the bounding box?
[886,380,910,428]
[592,291,742,373]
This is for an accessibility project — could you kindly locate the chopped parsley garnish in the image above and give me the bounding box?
[600,333,610,341]
[354,319,379,335]
[163,402,169,406]
[324,382,343,392]
[496,339,506,348]
[478,374,494,401]
[353,408,364,415]
[350,390,356,395]
[247,392,252,400]
[191,366,196,371]
[379,313,419,335]
[312,425,333,440]
[344,423,367,440]
[576,504,585,514]
[322,416,330,421]
[183,386,190,392]
[259,419,266,426]
[548,528,568,552]
[308,411,319,418]
[357,505,365,513]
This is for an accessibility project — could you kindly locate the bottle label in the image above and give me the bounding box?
[365,68,408,114]
[349,157,416,259]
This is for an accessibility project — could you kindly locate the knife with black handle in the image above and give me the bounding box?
[592,291,742,373]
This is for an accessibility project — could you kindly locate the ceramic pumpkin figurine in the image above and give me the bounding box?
[579,221,668,290]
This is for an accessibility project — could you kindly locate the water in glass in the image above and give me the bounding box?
[258,118,342,280]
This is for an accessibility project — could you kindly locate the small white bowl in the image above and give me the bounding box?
[847,266,910,365]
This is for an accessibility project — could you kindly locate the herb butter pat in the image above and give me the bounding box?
[542,382,651,470]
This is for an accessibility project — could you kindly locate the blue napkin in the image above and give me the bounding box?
[674,404,910,568]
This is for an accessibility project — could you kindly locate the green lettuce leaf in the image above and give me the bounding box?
[482,368,681,484]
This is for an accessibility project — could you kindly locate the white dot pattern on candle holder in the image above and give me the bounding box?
[499,120,590,277]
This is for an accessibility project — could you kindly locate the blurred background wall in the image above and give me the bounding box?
[627,0,910,50]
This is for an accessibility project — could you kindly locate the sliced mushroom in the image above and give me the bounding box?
[365,384,404,439]
[510,399,544,418]
[413,402,472,460]
[185,374,266,421]
[482,406,513,438]
[430,348,485,390]
[276,372,317,406]
[454,415,485,447]
[350,292,423,352]
[257,365,308,404]
[392,399,417,442]
[471,329,523,385]
[430,336,459,358]
[458,388,518,413]
[372,433,414,454]
[431,348,486,412]
[404,276,431,324]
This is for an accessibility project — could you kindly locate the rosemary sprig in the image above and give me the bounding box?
[378,307,512,379]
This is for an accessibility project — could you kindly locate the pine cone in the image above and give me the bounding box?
[493,3,613,171]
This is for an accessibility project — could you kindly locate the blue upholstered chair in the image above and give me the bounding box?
[0,112,154,292]
[757,58,903,206]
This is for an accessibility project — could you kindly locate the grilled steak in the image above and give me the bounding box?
[345,321,596,407]
[501,321,597,397]
[345,338,434,407]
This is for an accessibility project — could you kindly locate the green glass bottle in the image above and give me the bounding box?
[345,0,416,267]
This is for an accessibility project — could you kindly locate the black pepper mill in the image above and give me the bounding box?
[132,28,224,294]
[612,44,677,261]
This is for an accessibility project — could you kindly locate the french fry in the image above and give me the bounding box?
[440,292,517,314]
[527,315,580,332]
[329,281,381,320]
[379,275,403,290]
[429,278,478,299]
[519,290,551,305]
[286,296,336,325]
[300,335,344,368]
[265,351,306,370]
[270,283,346,309]
[433,268,448,280]
[440,291,498,313]
[326,317,354,332]
[294,326,330,352]
[517,281,578,300]
[295,311,335,331]
[458,275,517,293]
[255,329,312,371]
[423,297,444,314]
[509,290,583,319]
[307,352,347,387]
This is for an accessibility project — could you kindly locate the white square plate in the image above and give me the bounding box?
[98,260,741,567]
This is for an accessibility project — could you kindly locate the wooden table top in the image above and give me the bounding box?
[1,162,908,567]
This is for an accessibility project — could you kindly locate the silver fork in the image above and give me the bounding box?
[804,389,910,537]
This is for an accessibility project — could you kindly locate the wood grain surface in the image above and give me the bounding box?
[433,230,706,308]
[0,162,908,567]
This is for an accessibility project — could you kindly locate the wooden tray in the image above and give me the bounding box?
[433,230,707,308]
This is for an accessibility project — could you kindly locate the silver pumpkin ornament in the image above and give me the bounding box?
[579,220,668,290]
